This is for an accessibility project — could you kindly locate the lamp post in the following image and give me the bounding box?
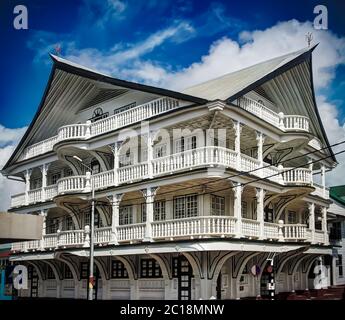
[73,155,95,301]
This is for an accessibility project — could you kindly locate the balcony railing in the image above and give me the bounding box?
[152,216,237,239]
[11,217,327,253]
[281,168,311,185]
[283,224,308,241]
[237,97,310,132]
[19,97,180,161]
[11,147,314,208]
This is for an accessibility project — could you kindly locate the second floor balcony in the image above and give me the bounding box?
[18,96,311,163]
[10,146,313,208]
[11,216,328,253]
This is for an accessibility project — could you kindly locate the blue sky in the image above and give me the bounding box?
[0,0,344,128]
[0,0,345,205]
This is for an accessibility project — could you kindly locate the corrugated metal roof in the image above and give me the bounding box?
[182,47,313,101]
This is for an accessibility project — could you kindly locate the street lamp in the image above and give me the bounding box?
[73,155,95,301]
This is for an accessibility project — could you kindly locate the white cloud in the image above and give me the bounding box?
[156,20,345,90]
[317,96,345,186]
[0,126,26,211]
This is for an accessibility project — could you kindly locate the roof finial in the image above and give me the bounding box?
[54,43,62,56]
[306,32,313,47]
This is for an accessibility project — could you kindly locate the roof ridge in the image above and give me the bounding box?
[182,45,315,92]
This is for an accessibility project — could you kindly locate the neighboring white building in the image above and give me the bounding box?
[328,186,345,286]
[1,46,339,300]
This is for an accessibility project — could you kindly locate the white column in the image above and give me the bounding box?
[233,182,243,238]
[308,159,313,186]
[143,187,157,241]
[24,169,32,205]
[321,165,326,197]
[322,207,329,245]
[41,163,50,202]
[110,194,122,245]
[256,132,265,177]
[256,188,265,240]
[40,209,48,250]
[308,202,315,244]
[113,142,121,186]
[233,121,242,171]
[147,132,154,179]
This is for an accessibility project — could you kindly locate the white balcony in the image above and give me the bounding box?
[11,216,327,253]
[20,97,180,161]
[152,216,237,239]
[11,147,313,208]
[237,97,310,132]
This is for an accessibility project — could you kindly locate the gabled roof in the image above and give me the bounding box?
[330,186,345,206]
[182,46,316,101]
[2,56,207,172]
[182,45,335,163]
[50,54,207,104]
[2,45,336,172]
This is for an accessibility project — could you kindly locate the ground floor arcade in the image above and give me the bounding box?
[11,241,331,300]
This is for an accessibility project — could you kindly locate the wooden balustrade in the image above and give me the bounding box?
[242,219,260,238]
[117,223,146,242]
[152,216,236,239]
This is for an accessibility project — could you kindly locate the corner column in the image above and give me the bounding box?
[322,207,329,245]
[41,163,50,202]
[24,169,32,205]
[233,121,242,171]
[256,188,265,240]
[110,193,123,245]
[308,202,316,244]
[40,209,48,250]
[256,132,265,177]
[142,187,157,242]
[233,182,243,238]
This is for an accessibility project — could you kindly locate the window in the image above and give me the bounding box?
[47,266,55,279]
[80,262,88,279]
[119,149,132,167]
[154,201,166,221]
[154,144,167,158]
[91,160,100,174]
[252,200,257,220]
[174,136,197,153]
[172,257,179,278]
[330,222,342,241]
[287,211,297,224]
[51,173,61,185]
[211,195,225,216]
[140,259,162,278]
[337,255,343,277]
[64,168,73,177]
[47,218,59,234]
[119,206,133,225]
[111,260,128,278]
[65,216,74,231]
[84,211,100,228]
[141,203,146,223]
[64,265,73,279]
[175,138,184,153]
[174,194,198,219]
[241,201,248,218]
[186,136,197,150]
[31,178,42,190]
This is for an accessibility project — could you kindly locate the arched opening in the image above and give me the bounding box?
[108,258,131,300]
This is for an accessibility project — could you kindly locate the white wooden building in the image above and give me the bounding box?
[2,45,338,300]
